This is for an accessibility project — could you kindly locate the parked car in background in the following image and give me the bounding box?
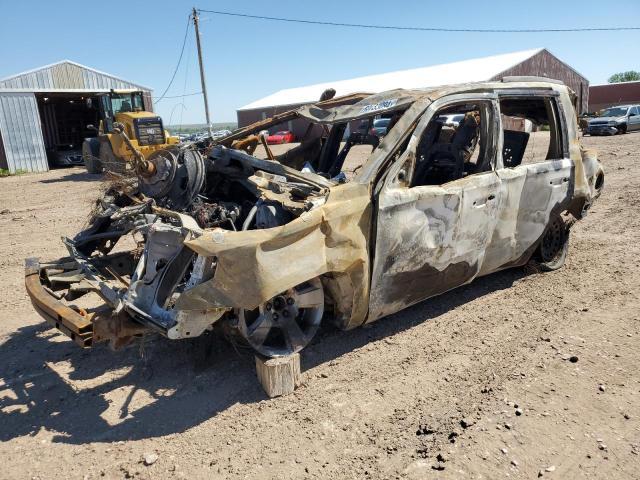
[212,129,232,139]
[47,144,84,167]
[369,117,391,137]
[267,130,295,144]
[587,105,640,135]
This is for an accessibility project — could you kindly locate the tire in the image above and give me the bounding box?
[82,139,103,174]
[99,142,126,174]
[593,171,605,200]
[533,215,569,271]
[618,124,627,134]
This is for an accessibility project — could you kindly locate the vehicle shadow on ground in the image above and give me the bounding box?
[0,267,527,445]
[39,170,103,184]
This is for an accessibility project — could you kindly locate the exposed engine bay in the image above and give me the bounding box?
[49,141,341,356]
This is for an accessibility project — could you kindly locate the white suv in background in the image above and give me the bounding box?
[587,104,640,135]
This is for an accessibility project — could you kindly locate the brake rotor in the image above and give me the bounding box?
[165,149,206,210]
[137,149,177,199]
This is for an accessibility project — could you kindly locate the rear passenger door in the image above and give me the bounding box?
[481,91,573,275]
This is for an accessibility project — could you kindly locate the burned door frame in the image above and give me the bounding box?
[480,90,574,274]
[367,92,502,321]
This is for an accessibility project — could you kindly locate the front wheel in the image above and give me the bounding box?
[618,124,627,134]
[237,277,325,357]
[532,216,569,271]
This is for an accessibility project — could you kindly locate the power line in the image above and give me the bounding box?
[179,27,195,130]
[161,91,202,99]
[154,14,192,104]
[196,9,640,33]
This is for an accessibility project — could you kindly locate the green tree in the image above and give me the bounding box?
[608,71,640,83]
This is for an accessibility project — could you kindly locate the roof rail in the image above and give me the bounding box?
[501,76,565,85]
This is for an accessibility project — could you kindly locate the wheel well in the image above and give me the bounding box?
[594,171,605,191]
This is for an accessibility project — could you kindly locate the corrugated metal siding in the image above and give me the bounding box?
[0,69,50,89]
[51,63,84,89]
[0,61,150,93]
[0,93,48,173]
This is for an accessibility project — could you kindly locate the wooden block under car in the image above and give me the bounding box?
[255,353,301,398]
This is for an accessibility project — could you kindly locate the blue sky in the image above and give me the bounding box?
[0,1,638,123]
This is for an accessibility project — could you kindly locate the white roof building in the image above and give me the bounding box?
[240,49,545,111]
[236,48,589,134]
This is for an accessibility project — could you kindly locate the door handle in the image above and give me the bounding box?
[487,194,496,201]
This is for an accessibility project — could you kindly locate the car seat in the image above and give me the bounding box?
[502,130,529,167]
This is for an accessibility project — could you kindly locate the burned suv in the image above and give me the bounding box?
[25,79,604,357]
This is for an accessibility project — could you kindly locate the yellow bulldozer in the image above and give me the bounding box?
[82,90,179,173]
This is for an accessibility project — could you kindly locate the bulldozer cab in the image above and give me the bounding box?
[97,91,145,133]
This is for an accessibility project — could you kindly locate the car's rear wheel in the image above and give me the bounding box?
[238,277,324,357]
[533,215,569,271]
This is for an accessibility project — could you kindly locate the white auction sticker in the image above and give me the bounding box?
[359,98,398,114]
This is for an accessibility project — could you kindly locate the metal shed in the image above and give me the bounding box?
[237,48,589,139]
[0,60,152,173]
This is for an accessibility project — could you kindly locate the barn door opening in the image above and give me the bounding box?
[35,93,100,168]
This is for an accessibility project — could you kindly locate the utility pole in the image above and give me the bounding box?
[192,7,212,136]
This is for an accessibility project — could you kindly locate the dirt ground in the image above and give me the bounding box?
[1,133,639,479]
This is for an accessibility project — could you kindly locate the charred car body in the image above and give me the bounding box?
[25,79,604,357]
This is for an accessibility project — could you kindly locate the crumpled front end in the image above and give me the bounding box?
[24,195,227,348]
[25,136,373,352]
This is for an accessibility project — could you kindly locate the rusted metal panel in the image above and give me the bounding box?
[25,258,93,348]
[0,92,48,172]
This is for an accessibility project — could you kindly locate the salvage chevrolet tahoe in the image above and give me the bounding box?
[25,79,604,357]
